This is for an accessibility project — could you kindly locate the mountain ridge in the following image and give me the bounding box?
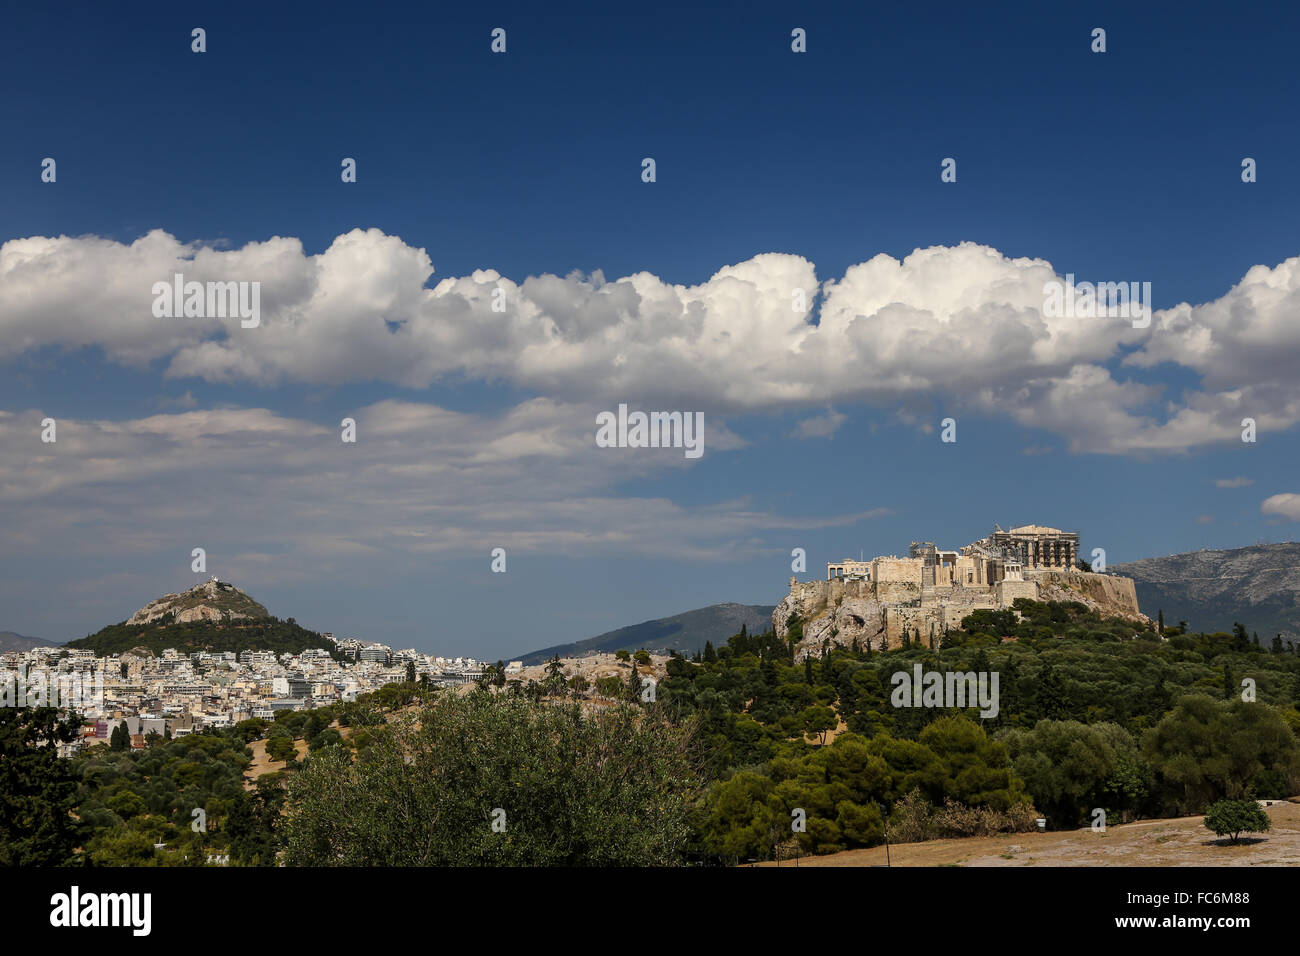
[0,631,62,652]
[1113,542,1300,641]
[520,602,775,664]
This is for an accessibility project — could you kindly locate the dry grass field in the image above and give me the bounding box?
[757,800,1300,867]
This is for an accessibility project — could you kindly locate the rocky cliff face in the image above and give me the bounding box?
[127,579,269,625]
[1029,570,1148,624]
[772,578,888,659]
[772,567,1149,659]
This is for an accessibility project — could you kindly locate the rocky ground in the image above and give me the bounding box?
[512,651,669,687]
[757,799,1300,866]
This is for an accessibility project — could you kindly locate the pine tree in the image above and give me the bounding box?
[110,722,130,751]
[0,708,83,865]
[1151,675,1172,716]
[1232,622,1249,651]
[1034,664,1069,721]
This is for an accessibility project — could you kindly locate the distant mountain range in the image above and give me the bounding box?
[1113,543,1300,641]
[0,631,61,652]
[520,602,775,664]
[63,579,334,657]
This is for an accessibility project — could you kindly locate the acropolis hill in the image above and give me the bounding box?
[774,524,1147,659]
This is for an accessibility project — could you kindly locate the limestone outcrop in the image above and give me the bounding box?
[1029,569,1147,624]
[773,568,1148,661]
[127,578,269,626]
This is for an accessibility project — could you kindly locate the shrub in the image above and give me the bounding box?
[1203,799,1271,845]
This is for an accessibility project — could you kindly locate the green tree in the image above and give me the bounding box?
[266,735,297,764]
[1203,799,1271,845]
[1033,664,1070,721]
[0,707,84,865]
[282,692,701,865]
[1142,695,1300,813]
[110,721,131,751]
[543,656,567,696]
[1003,720,1142,826]
[697,771,781,863]
[309,728,343,752]
[86,829,160,867]
[801,705,837,746]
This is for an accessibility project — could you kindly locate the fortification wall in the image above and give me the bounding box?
[1027,569,1146,621]
[876,581,923,605]
[996,579,1039,606]
[873,557,923,584]
[884,605,972,647]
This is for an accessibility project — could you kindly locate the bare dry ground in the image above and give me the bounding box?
[757,800,1300,867]
[514,652,668,687]
[242,736,308,788]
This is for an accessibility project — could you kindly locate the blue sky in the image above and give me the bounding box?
[2,1,1298,656]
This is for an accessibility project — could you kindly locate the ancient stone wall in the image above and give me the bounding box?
[884,605,972,647]
[1027,569,1146,622]
[996,579,1039,606]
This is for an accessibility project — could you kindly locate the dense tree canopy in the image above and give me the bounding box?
[282,691,700,865]
[12,597,1300,865]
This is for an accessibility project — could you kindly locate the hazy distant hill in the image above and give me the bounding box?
[1113,543,1300,641]
[521,602,776,664]
[0,631,61,652]
[64,579,335,658]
